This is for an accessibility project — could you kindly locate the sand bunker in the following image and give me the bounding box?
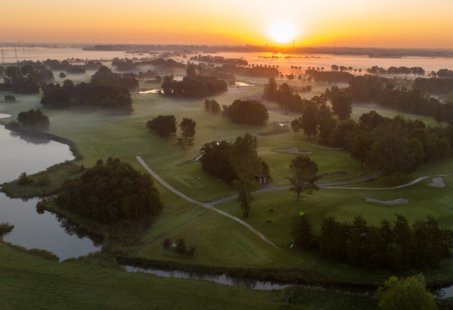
[177,154,203,166]
[364,197,409,206]
[429,176,446,188]
[272,147,312,155]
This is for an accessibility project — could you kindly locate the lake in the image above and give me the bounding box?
[0,118,100,260]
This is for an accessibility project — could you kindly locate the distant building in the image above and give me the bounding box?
[255,174,269,185]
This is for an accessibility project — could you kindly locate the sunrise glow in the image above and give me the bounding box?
[267,20,298,44]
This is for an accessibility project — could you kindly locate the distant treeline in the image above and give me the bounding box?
[343,75,452,120]
[222,64,279,78]
[294,214,453,271]
[112,58,185,71]
[414,78,453,94]
[190,55,248,66]
[306,70,354,83]
[41,66,136,110]
[43,59,102,74]
[0,64,53,94]
[367,66,425,76]
[161,65,227,98]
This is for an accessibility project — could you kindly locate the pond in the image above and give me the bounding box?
[0,120,100,260]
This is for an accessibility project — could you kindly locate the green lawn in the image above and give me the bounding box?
[0,242,284,309]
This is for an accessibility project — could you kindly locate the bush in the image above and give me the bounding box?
[4,95,16,102]
[17,172,33,186]
[0,223,14,237]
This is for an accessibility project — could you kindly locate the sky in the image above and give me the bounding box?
[2,0,453,48]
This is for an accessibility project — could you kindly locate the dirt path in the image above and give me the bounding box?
[136,156,277,248]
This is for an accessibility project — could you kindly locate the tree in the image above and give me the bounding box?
[146,115,177,138]
[330,90,352,120]
[292,213,316,249]
[377,275,437,310]
[366,121,417,174]
[204,99,221,113]
[179,118,196,148]
[264,77,278,100]
[224,100,269,126]
[318,103,337,145]
[229,133,262,217]
[300,104,319,138]
[288,155,319,201]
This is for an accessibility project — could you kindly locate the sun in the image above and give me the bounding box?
[268,20,298,44]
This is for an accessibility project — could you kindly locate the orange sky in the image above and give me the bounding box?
[2,0,453,48]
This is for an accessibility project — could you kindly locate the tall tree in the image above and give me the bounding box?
[229,133,262,217]
[318,103,337,145]
[179,118,196,148]
[288,155,319,201]
[300,103,319,138]
[330,90,352,120]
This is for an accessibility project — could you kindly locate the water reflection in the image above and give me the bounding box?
[0,125,100,260]
[124,265,289,291]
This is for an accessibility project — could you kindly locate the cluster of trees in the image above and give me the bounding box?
[204,99,221,113]
[148,58,186,69]
[305,70,354,83]
[264,78,305,112]
[224,100,269,125]
[296,105,453,173]
[200,134,269,217]
[434,68,453,78]
[41,66,135,110]
[90,65,138,90]
[190,55,248,66]
[17,109,50,130]
[367,66,425,76]
[112,58,139,71]
[0,65,53,94]
[216,64,279,78]
[146,115,196,147]
[293,214,452,271]
[414,78,453,94]
[162,238,196,256]
[346,75,447,118]
[161,65,228,98]
[43,59,102,73]
[56,158,163,224]
[330,65,359,72]
[291,93,351,142]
